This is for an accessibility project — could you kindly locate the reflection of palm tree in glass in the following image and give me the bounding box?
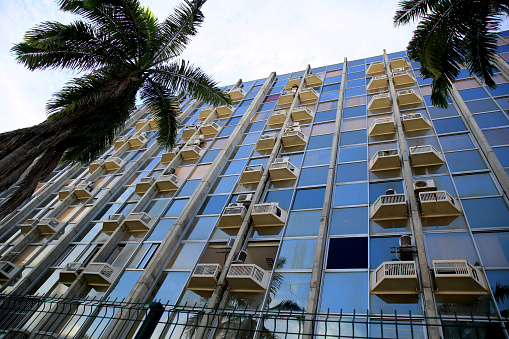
[494,283,509,317]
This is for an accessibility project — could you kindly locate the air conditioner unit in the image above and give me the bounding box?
[413,179,437,192]
[83,263,119,286]
[37,218,62,235]
[74,181,94,200]
[125,212,152,232]
[225,238,236,248]
[191,136,204,146]
[20,218,39,235]
[180,145,203,160]
[0,261,21,281]
[102,214,125,233]
[228,203,244,208]
[236,194,253,204]
[135,177,155,195]
[260,134,276,140]
[59,262,84,285]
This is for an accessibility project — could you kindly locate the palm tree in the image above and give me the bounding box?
[0,0,230,217]
[394,0,509,108]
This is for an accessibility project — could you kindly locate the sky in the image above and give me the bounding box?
[0,0,507,133]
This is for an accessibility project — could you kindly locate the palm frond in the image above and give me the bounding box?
[147,0,205,68]
[394,0,441,26]
[140,78,180,148]
[147,61,230,107]
[11,20,126,71]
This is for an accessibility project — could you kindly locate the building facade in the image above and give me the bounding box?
[0,31,509,339]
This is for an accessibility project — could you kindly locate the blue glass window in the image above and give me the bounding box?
[164,199,189,217]
[343,105,366,118]
[453,173,498,197]
[292,187,326,210]
[439,134,475,151]
[330,207,368,235]
[473,112,509,128]
[285,210,322,237]
[336,162,367,183]
[298,166,328,186]
[345,86,366,97]
[445,150,487,172]
[264,190,293,210]
[338,145,367,162]
[307,134,333,150]
[314,109,336,122]
[320,272,369,313]
[494,147,509,167]
[465,99,499,113]
[463,197,509,229]
[177,180,200,197]
[334,182,368,206]
[327,237,368,269]
[340,129,366,146]
[303,149,331,166]
[319,90,340,102]
[484,128,509,146]
[433,117,467,134]
[198,195,229,215]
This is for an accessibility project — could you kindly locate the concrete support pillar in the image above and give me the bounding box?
[302,59,347,338]
[383,51,441,339]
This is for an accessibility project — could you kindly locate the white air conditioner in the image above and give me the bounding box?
[227,264,269,292]
[188,264,222,292]
[228,203,245,208]
[413,179,437,192]
[236,194,253,204]
[0,261,20,281]
[260,134,276,140]
[102,214,125,233]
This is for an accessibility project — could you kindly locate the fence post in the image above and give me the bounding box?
[134,301,164,339]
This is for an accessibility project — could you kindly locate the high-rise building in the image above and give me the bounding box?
[0,31,509,339]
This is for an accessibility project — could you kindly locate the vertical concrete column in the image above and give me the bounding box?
[302,59,347,338]
[102,73,277,339]
[383,51,440,339]
[193,66,311,339]
[449,85,509,199]
[494,54,509,79]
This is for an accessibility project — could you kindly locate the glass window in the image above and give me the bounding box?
[459,87,488,100]
[222,159,248,175]
[307,134,333,150]
[320,272,368,313]
[211,176,238,194]
[264,190,293,210]
[425,232,478,264]
[474,112,509,128]
[167,243,205,269]
[494,147,509,167]
[268,273,311,311]
[144,199,171,216]
[370,237,401,269]
[298,166,328,186]
[428,105,459,119]
[177,180,200,197]
[483,128,509,146]
[327,237,368,269]
[340,130,366,146]
[330,207,368,236]
[278,239,317,269]
[341,118,366,131]
[319,91,340,102]
[184,217,218,240]
[339,145,367,162]
[232,145,255,159]
[148,219,175,241]
[314,110,337,123]
[303,149,331,166]
[154,271,190,303]
[292,187,326,210]
[311,122,335,136]
[343,106,366,119]
[462,197,509,229]
[473,232,509,267]
[433,117,467,134]
[201,149,220,163]
[445,148,487,172]
[334,183,368,206]
[108,271,142,300]
[465,99,498,113]
[285,210,321,237]
[336,162,367,183]
[164,199,189,217]
[439,134,475,151]
[198,195,229,215]
[345,87,366,97]
[453,173,498,197]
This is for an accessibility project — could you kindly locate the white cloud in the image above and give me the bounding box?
[0,0,507,132]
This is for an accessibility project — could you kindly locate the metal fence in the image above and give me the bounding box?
[0,294,506,338]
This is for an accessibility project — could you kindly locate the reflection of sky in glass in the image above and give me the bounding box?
[268,273,311,311]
